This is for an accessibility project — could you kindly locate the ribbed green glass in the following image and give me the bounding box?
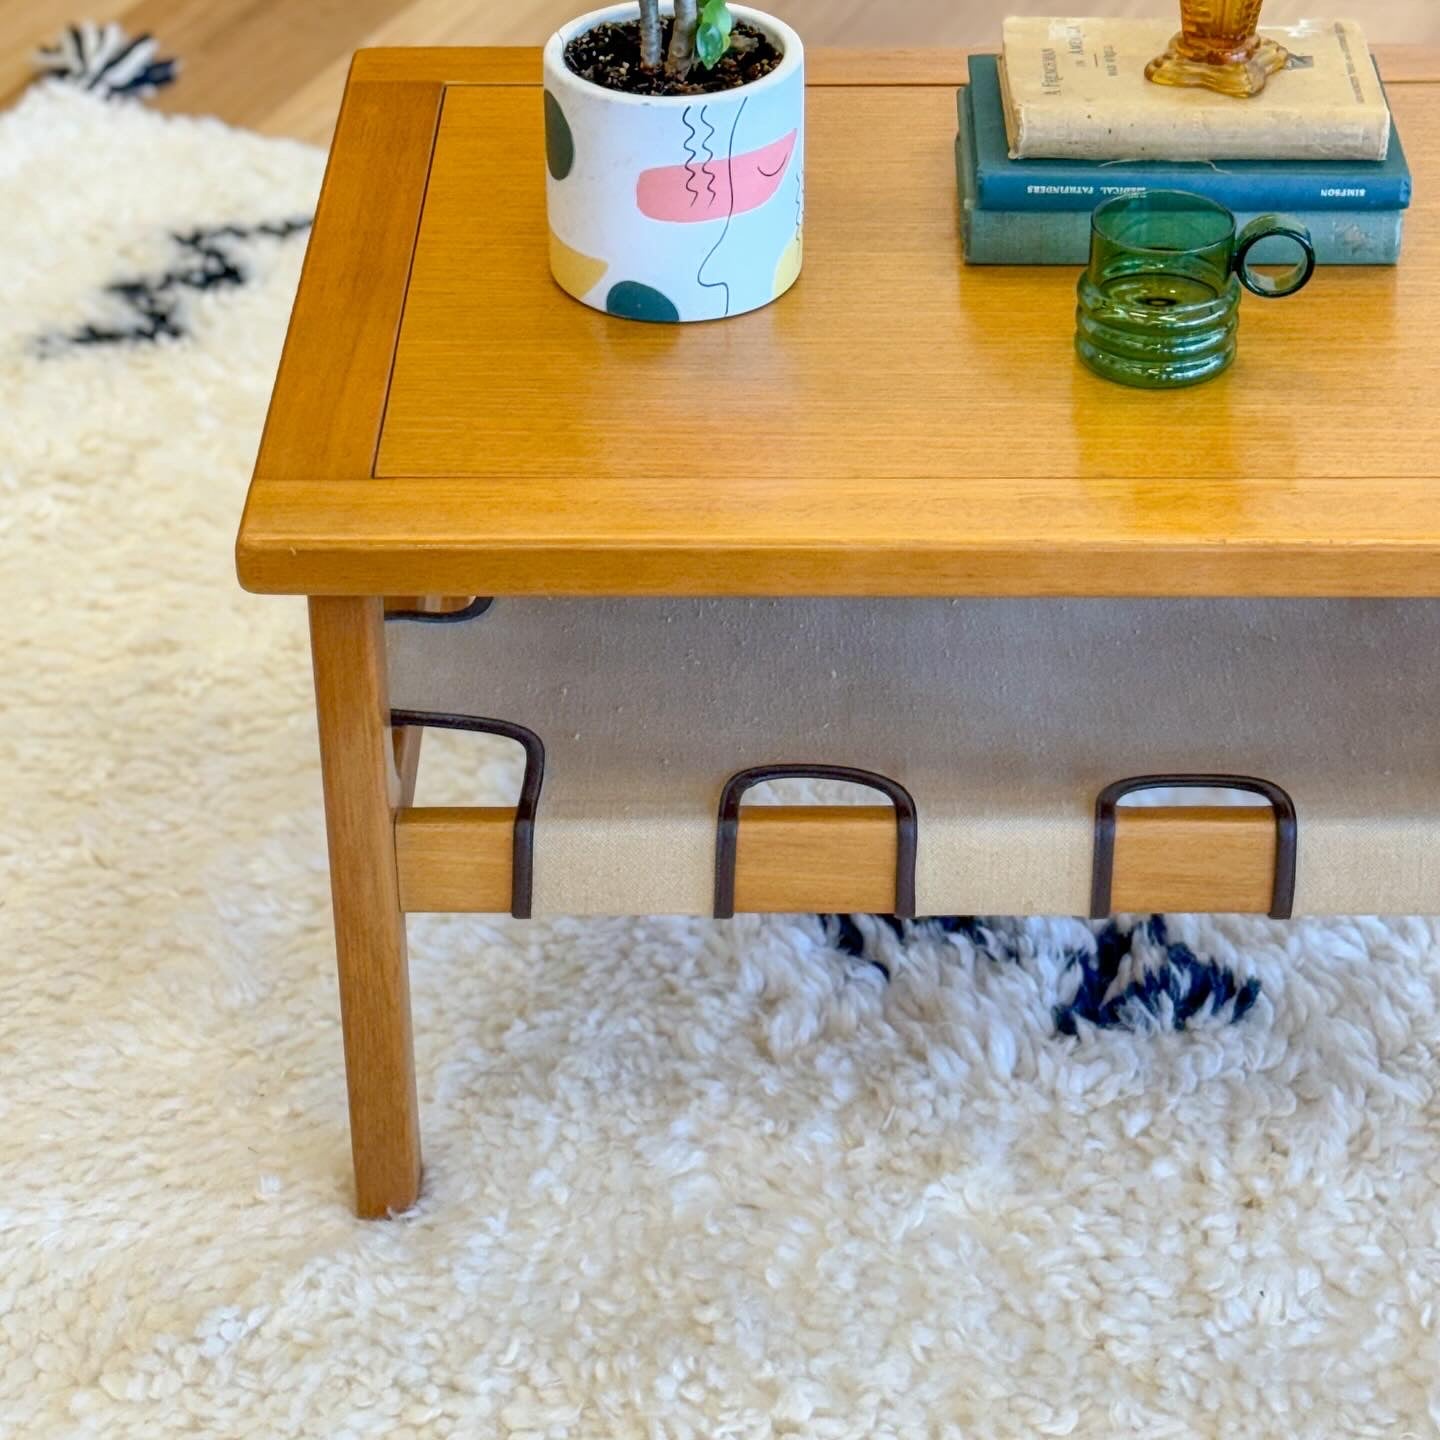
[1075,191,1316,389]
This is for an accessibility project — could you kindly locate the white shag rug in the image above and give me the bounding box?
[5,81,1440,1440]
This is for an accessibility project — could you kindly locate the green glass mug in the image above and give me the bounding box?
[1076,190,1316,389]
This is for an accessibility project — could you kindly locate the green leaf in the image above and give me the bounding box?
[695,0,733,69]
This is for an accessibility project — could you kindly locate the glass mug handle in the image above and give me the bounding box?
[1233,215,1317,299]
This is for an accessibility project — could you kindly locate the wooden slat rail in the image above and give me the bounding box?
[394,803,1278,916]
[1109,807,1276,915]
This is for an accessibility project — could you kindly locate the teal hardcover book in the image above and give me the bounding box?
[957,87,1404,267]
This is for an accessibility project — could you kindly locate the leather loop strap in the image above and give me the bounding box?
[390,708,544,919]
[1091,773,1297,920]
[714,765,918,920]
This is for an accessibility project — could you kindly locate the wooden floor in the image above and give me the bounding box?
[4,0,1438,144]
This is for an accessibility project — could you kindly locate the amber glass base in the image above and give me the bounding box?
[1145,33,1290,98]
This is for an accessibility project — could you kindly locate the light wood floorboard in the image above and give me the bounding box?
[5,0,1437,142]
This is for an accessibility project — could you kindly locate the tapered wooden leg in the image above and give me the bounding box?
[308,596,421,1217]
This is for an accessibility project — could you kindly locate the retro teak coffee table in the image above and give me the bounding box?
[238,47,1440,1217]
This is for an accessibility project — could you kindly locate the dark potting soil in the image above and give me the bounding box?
[563,19,782,96]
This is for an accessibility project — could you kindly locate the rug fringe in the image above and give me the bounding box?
[34,21,178,101]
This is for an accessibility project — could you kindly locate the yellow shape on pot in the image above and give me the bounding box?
[773,232,803,299]
[549,231,609,300]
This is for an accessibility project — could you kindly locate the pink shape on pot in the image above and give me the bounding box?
[636,130,797,223]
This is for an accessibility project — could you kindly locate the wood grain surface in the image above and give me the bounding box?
[308,597,422,1218]
[379,81,1436,489]
[249,70,443,485]
[394,804,1280,916]
[5,0,1437,142]
[237,54,1440,598]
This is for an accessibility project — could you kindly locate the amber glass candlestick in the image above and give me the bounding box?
[1146,0,1291,99]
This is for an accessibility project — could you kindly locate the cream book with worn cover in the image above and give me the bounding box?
[1000,17,1391,161]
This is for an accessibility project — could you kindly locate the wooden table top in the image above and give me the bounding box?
[237,47,1440,597]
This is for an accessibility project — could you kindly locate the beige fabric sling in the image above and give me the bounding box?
[386,599,1440,917]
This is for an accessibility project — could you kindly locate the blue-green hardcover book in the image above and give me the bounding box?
[957,86,1404,267]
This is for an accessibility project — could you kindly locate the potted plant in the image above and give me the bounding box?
[543,1,804,323]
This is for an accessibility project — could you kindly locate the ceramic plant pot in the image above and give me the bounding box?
[543,3,805,323]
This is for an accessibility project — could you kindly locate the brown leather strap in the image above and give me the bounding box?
[390,708,544,919]
[1091,774,1297,920]
[715,765,918,919]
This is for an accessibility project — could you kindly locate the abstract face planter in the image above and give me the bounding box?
[543,4,805,323]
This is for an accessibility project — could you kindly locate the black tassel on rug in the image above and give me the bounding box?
[35,21,178,100]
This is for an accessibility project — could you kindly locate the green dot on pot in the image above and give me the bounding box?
[544,91,574,180]
[606,282,681,324]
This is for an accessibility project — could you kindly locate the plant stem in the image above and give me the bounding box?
[637,0,663,70]
[666,0,698,78]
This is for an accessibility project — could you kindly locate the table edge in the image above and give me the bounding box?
[346,44,1440,87]
[236,480,1440,597]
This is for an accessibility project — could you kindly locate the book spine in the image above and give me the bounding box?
[976,167,1411,215]
[1010,104,1392,164]
[962,206,1403,267]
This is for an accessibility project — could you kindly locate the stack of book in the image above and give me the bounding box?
[958,19,1412,267]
